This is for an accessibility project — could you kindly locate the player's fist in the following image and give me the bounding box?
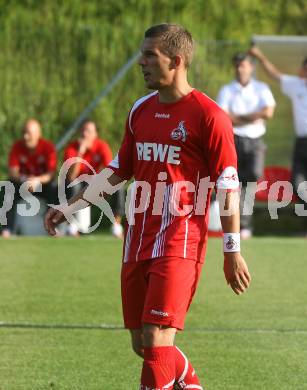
[26,178,40,193]
[44,207,66,236]
[223,252,251,295]
[248,45,263,60]
[78,138,88,156]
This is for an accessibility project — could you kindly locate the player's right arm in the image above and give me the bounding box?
[248,45,282,81]
[44,172,124,236]
[45,114,134,236]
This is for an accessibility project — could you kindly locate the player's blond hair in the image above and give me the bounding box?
[144,24,194,68]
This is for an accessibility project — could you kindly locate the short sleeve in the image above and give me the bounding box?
[259,83,276,107]
[216,86,231,112]
[280,74,298,98]
[46,142,57,172]
[8,143,20,168]
[108,118,134,180]
[203,107,239,190]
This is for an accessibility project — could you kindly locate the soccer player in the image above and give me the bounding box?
[64,119,124,237]
[45,24,251,389]
[2,118,57,237]
[217,52,276,239]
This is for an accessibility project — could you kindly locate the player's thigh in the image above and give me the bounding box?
[142,257,202,330]
[121,262,148,329]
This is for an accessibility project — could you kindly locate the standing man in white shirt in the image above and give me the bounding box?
[248,46,307,231]
[217,52,276,239]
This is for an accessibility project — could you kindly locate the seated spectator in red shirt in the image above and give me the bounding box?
[64,120,124,238]
[2,119,57,237]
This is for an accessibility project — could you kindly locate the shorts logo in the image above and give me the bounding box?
[155,112,170,119]
[171,121,187,142]
[225,235,238,251]
[150,309,169,317]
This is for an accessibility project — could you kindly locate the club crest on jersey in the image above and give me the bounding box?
[171,121,187,142]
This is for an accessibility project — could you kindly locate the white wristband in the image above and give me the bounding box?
[223,233,240,252]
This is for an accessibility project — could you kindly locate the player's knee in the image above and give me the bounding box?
[142,323,176,347]
[131,341,144,358]
[130,329,144,358]
[142,324,159,346]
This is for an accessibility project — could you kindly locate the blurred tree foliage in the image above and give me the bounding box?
[0,0,306,173]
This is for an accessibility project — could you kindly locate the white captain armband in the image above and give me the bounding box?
[223,233,240,252]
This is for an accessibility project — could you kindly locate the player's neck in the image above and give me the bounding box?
[158,79,193,104]
[237,77,252,87]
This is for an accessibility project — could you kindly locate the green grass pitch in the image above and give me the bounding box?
[0,236,306,390]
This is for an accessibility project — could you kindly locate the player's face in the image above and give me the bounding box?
[235,59,254,85]
[23,121,41,149]
[138,38,175,90]
[80,122,97,142]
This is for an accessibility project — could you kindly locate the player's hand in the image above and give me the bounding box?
[78,138,88,156]
[44,207,66,236]
[248,45,263,60]
[223,252,251,295]
[26,177,40,193]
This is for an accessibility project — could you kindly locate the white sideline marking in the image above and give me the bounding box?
[0,322,307,334]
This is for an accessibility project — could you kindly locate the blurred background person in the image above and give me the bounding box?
[217,52,276,239]
[2,118,57,238]
[249,46,307,234]
[63,119,124,238]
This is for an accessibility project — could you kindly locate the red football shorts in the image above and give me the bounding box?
[121,257,202,330]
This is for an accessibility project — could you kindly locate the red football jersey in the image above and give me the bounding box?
[9,138,57,176]
[64,138,113,175]
[109,89,238,263]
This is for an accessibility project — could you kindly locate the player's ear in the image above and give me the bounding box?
[170,55,182,69]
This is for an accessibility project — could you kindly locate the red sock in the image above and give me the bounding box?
[174,346,203,389]
[141,346,176,389]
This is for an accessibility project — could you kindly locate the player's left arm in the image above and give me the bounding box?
[204,105,251,295]
[219,191,251,295]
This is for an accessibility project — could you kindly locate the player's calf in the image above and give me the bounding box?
[174,346,203,390]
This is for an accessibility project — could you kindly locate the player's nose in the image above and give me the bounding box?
[138,54,147,66]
